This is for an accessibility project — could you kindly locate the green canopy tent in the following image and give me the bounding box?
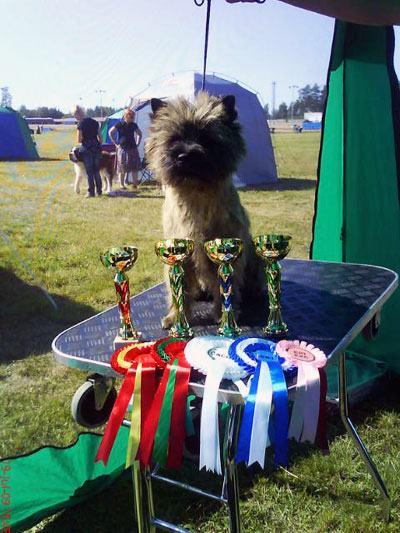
[0,106,39,160]
[311,21,400,394]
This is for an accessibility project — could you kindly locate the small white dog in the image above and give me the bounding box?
[69,147,116,195]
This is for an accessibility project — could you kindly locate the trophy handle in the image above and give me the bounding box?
[168,264,193,338]
[114,271,138,340]
[217,264,241,338]
[264,260,288,337]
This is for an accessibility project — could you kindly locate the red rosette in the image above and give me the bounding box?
[150,337,188,369]
[95,341,157,467]
[138,337,191,470]
[110,342,156,375]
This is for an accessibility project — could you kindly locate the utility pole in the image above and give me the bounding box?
[289,85,299,120]
[95,89,106,120]
[272,81,276,118]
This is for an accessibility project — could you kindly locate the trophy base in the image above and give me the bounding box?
[263,324,288,338]
[113,333,143,351]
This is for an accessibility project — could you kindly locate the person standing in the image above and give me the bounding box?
[73,105,103,198]
[109,108,142,189]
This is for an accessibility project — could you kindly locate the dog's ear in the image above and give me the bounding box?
[151,98,166,116]
[221,95,237,122]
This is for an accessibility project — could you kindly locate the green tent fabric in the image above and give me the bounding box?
[311,23,400,379]
[0,106,39,160]
[4,427,129,532]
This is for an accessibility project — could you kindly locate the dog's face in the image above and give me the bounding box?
[69,147,81,164]
[145,92,246,187]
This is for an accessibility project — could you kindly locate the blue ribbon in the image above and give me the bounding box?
[236,358,289,468]
[236,360,262,464]
[269,361,289,467]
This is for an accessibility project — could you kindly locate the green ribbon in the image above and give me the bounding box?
[125,363,142,468]
[185,395,196,437]
[152,359,179,467]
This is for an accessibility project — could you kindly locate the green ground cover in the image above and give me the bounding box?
[0,128,399,532]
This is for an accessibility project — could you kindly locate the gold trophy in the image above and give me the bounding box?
[155,238,194,339]
[253,234,292,338]
[204,238,243,338]
[100,246,142,349]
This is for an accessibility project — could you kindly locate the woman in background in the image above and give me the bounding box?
[109,108,142,189]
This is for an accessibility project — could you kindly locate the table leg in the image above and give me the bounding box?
[338,351,391,520]
[222,404,243,533]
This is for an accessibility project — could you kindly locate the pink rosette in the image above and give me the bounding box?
[276,339,329,453]
[276,340,326,368]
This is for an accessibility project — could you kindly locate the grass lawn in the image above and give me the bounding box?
[1,128,399,532]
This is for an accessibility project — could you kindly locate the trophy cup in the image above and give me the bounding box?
[253,234,292,338]
[155,238,194,339]
[100,246,142,349]
[204,238,243,338]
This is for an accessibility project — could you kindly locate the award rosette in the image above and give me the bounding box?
[184,336,248,474]
[138,337,191,470]
[229,337,293,468]
[276,339,329,452]
[95,341,157,467]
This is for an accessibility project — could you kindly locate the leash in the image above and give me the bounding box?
[195,0,266,91]
[196,0,212,91]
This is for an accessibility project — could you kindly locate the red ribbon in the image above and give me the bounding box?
[95,343,157,466]
[138,363,171,467]
[167,358,191,469]
[95,365,138,465]
[138,339,190,469]
[317,368,329,454]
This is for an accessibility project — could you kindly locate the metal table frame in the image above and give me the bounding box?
[52,259,398,531]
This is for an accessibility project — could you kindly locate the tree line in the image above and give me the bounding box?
[265,83,327,120]
[3,82,326,121]
[17,104,117,119]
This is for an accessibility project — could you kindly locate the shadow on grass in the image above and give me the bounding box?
[242,177,316,192]
[39,157,66,162]
[106,189,164,200]
[0,267,96,363]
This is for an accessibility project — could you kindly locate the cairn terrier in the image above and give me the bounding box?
[145,91,265,328]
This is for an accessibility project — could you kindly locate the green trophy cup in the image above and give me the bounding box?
[155,238,194,339]
[100,246,142,349]
[204,238,243,338]
[253,234,292,338]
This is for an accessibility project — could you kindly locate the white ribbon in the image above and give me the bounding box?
[288,360,306,441]
[199,359,228,474]
[248,361,273,467]
[300,362,320,444]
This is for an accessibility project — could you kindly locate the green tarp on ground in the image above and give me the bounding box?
[311,22,400,378]
[4,428,129,533]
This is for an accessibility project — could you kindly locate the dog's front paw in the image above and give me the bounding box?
[161,313,175,329]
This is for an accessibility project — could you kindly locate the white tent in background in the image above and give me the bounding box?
[127,72,278,188]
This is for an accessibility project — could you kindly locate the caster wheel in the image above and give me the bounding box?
[71,381,117,428]
[362,311,381,341]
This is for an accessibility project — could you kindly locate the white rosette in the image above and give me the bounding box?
[184,336,248,474]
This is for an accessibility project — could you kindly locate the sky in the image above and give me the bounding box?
[1,0,399,114]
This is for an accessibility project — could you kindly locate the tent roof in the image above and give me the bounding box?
[105,72,277,187]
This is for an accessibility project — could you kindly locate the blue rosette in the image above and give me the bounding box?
[228,336,292,468]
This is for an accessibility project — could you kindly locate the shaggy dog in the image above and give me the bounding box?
[69,147,116,195]
[145,92,265,328]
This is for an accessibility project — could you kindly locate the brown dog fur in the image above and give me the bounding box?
[145,92,265,327]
